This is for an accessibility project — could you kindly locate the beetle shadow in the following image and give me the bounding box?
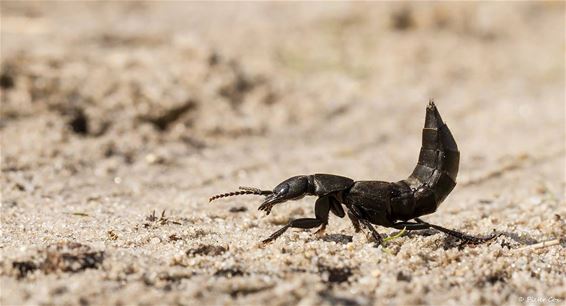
[435,230,538,250]
[391,229,437,238]
[318,229,543,249]
[494,231,538,245]
[395,230,469,250]
[389,228,541,250]
[321,234,354,244]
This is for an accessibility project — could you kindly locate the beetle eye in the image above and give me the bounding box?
[277,184,289,195]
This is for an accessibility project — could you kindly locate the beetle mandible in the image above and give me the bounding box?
[210,101,496,246]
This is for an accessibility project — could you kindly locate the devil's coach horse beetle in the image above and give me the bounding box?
[210,101,496,246]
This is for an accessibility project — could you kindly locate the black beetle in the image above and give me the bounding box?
[210,101,496,246]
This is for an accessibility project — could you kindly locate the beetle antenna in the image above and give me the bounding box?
[209,186,272,203]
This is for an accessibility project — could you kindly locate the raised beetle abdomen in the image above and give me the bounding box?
[395,101,460,219]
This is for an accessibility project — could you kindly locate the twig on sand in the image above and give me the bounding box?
[514,239,561,251]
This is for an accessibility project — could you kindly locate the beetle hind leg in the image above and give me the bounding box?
[391,218,497,245]
[415,218,497,244]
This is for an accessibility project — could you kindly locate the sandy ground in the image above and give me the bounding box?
[1,2,565,306]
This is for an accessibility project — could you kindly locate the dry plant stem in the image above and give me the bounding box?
[514,239,561,251]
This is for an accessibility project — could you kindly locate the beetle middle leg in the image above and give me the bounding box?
[349,206,383,245]
[391,218,497,244]
[347,210,361,233]
[359,219,384,246]
[262,196,331,244]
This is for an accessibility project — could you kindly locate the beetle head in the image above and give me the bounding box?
[258,176,311,213]
[209,175,313,215]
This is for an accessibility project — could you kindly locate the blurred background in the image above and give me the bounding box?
[1,2,564,306]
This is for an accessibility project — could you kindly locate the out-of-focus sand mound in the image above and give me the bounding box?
[1,2,564,305]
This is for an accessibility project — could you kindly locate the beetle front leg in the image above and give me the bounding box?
[262,196,330,244]
[262,218,325,244]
